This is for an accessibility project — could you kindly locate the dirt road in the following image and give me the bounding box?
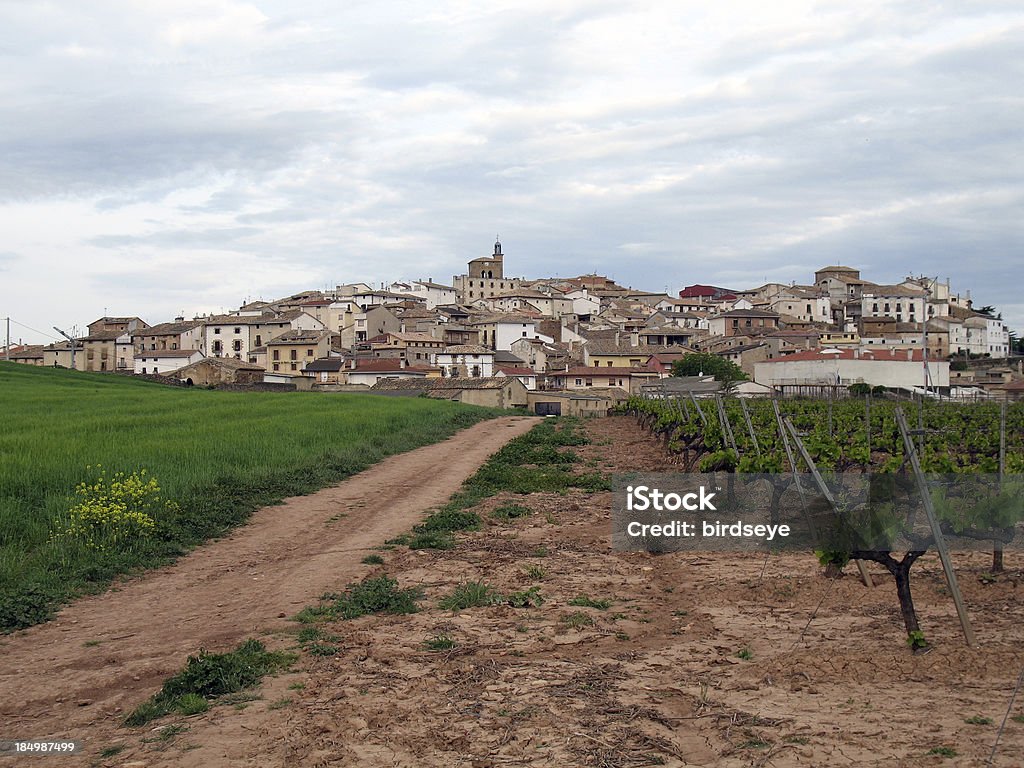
[0,416,537,762]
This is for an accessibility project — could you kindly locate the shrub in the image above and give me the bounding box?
[439,581,502,611]
[54,466,175,551]
[506,586,544,608]
[361,554,384,565]
[124,638,294,726]
[568,594,612,610]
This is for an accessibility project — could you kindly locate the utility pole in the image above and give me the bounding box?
[53,326,79,370]
[4,317,9,361]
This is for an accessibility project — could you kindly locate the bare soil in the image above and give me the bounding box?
[6,415,1024,767]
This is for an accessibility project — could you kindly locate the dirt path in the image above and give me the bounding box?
[0,416,537,761]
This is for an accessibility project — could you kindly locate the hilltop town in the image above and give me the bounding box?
[4,240,1020,408]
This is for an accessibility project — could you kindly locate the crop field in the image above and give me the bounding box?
[0,361,497,631]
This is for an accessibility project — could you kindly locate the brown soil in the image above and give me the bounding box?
[6,415,1024,768]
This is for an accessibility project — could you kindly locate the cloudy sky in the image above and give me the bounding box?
[2,0,1022,344]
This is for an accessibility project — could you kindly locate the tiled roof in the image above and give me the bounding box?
[132,320,202,336]
[137,349,203,358]
[267,329,328,344]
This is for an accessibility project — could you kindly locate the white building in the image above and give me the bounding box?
[754,348,949,390]
[436,345,495,378]
[387,280,458,309]
[135,349,205,375]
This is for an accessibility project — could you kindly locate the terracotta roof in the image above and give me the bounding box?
[585,340,676,356]
[497,366,535,376]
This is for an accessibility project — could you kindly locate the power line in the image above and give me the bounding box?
[7,318,63,342]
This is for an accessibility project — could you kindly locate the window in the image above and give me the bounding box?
[290,350,297,360]
[575,378,582,386]
[141,367,147,374]
[233,340,242,352]
[606,361,612,367]
[212,341,222,354]
[291,363,297,371]
[272,350,280,361]
[306,348,313,357]
[884,303,890,312]
[171,342,178,350]
[585,378,593,386]
[522,331,527,337]
[234,327,241,334]
[806,304,812,315]
[872,303,878,312]
[273,363,279,371]
[255,335,261,346]
[214,328,221,335]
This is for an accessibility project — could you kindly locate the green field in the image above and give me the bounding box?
[0,362,498,631]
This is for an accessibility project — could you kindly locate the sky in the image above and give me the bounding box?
[1,0,1022,345]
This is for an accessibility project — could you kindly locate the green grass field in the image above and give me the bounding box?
[0,362,498,631]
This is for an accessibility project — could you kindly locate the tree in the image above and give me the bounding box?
[670,353,747,391]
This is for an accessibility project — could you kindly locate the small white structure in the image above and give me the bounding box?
[135,349,204,375]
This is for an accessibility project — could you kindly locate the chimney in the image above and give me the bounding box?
[906,349,913,361]
[400,358,406,369]
[350,358,356,370]
[630,331,639,347]
[615,330,620,346]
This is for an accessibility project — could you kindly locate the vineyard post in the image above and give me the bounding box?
[688,390,708,427]
[679,394,691,421]
[740,398,761,456]
[773,401,816,544]
[895,408,977,647]
[715,395,737,452]
[994,401,1007,572]
[783,417,874,589]
[827,390,833,437]
[865,394,872,468]
[917,395,925,457]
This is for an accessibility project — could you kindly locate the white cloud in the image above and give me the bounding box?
[1,0,1022,338]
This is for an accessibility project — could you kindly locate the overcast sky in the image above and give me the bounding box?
[1,0,1021,344]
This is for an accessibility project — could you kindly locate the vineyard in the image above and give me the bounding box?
[626,393,1024,474]
[625,391,1024,650]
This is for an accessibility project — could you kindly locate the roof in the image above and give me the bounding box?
[349,360,431,373]
[303,358,346,372]
[815,265,859,273]
[266,329,329,345]
[719,343,767,355]
[82,330,125,341]
[441,344,493,355]
[493,350,526,364]
[585,340,677,356]
[496,366,535,376]
[678,284,735,299]
[552,367,636,377]
[761,348,929,363]
[714,309,781,319]
[133,320,202,336]
[414,280,455,291]
[863,284,927,297]
[7,344,44,358]
[178,357,265,371]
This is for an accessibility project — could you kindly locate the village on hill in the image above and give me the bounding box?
[3,239,1021,409]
